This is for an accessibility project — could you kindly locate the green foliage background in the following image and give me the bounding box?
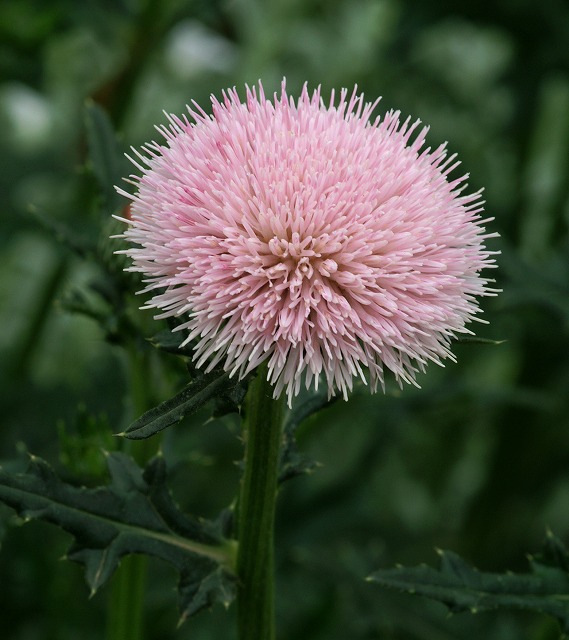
[1,0,569,638]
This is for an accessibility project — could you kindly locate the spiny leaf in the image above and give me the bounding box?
[368,533,569,633]
[120,369,243,440]
[178,562,235,626]
[0,452,236,620]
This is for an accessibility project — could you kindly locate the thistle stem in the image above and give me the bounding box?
[236,364,285,640]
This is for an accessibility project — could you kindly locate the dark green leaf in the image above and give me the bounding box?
[120,370,239,440]
[368,533,569,632]
[84,100,126,212]
[0,452,236,621]
[278,392,334,483]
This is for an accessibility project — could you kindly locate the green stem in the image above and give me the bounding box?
[236,364,285,640]
[107,342,156,640]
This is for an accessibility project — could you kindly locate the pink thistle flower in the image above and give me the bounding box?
[116,80,498,405]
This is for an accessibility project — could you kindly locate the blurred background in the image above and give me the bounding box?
[1,0,569,638]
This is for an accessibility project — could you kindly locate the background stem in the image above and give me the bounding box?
[107,556,147,640]
[107,342,157,640]
[236,364,285,640]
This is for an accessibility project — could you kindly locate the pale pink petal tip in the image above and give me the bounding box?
[118,79,498,406]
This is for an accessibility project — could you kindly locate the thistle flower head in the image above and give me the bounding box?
[117,80,497,405]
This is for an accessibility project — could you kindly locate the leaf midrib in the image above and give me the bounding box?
[0,479,236,571]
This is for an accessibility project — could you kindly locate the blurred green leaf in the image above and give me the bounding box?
[30,206,94,258]
[58,286,119,335]
[57,404,115,480]
[500,245,569,324]
[369,532,569,633]
[0,452,236,623]
[84,100,126,213]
